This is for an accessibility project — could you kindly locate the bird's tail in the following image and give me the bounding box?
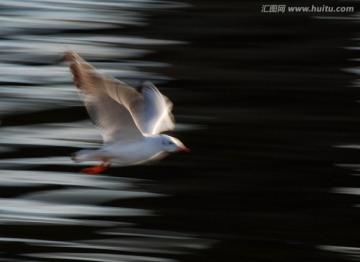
[71,149,97,163]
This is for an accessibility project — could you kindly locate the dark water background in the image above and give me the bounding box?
[0,0,360,261]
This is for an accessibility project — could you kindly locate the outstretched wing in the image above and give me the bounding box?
[64,50,144,143]
[64,50,175,139]
[138,81,175,134]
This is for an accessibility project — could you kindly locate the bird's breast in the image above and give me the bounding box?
[104,140,161,165]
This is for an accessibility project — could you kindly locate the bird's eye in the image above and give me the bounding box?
[162,140,173,146]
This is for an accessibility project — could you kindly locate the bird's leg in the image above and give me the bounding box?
[80,162,110,175]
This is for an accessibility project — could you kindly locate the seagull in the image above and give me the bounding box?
[63,50,189,174]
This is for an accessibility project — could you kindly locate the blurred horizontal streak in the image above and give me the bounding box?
[335,144,360,149]
[23,188,163,204]
[37,0,190,10]
[0,157,97,169]
[0,121,101,147]
[25,252,177,262]
[20,235,211,255]
[332,187,360,196]
[13,35,186,46]
[0,236,71,245]
[0,64,70,84]
[0,170,137,189]
[0,237,107,249]
[0,65,156,85]
[318,245,360,261]
[0,0,188,42]
[0,90,79,116]
[335,163,360,171]
[100,228,197,240]
[94,229,216,250]
[0,214,127,227]
[0,86,78,102]
[0,146,14,153]
[0,198,152,217]
[0,259,37,262]
[77,238,192,255]
[0,17,118,32]
[0,43,150,62]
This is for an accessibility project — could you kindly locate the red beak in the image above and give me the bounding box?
[179,146,190,152]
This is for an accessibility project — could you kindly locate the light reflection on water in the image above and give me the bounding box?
[26,252,178,262]
[318,245,360,261]
[0,0,212,261]
[0,169,135,188]
[0,121,102,147]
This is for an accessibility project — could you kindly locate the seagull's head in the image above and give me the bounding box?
[160,135,190,153]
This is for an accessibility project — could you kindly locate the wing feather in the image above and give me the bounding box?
[64,50,175,140]
[138,81,175,134]
[64,51,143,143]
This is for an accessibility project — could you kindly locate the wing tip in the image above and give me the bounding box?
[62,47,82,63]
[142,81,154,88]
[63,49,83,89]
[141,81,162,94]
[69,63,82,88]
[62,50,75,62]
[62,49,85,89]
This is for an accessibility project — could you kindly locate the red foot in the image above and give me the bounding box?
[80,163,109,175]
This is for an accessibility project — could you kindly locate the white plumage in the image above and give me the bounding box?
[64,50,189,174]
